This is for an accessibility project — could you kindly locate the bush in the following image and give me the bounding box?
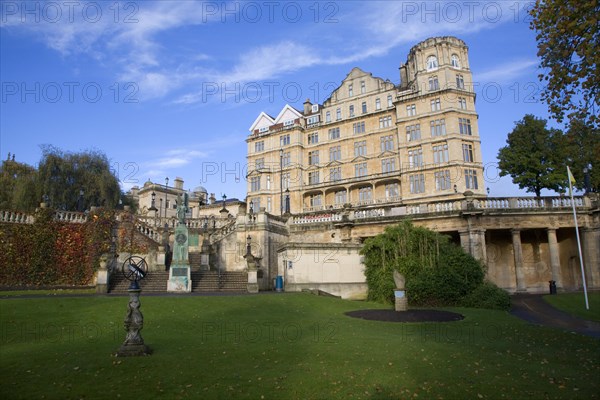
[361,221,487,307]
[461,282,511,310]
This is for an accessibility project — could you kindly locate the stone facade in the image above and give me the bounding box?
[246,36,484,216]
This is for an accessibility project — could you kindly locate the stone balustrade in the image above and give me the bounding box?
[135,220,162,243]
[54,211,87,223]
[0,210,35,224]
[474,196,585,210]
[291,213,342,224]
[0,209,87,224]
[353,208,385,219]
[209,219,237,244]
[291,195,591,224]
[137,215,233,230]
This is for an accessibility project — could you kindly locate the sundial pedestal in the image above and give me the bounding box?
[115,256,151,357]
[116,288,152,357]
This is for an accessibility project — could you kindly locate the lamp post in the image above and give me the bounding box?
[279,148,284,216]
[583,164,591,194]
[246,235,252,257]
[148,191,158,218]
[164,177,169,219]
[285,188,290,214]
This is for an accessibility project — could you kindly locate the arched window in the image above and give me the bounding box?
[451,54,460,68]
[427,55,438,71]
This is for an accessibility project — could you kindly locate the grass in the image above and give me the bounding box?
[0,288,96,297]
[1,293,599,400]
[543,292,600,322]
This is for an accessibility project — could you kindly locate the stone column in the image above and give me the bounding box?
[511,229,526,292]
[471,229,487,263]
[546,228,562,289]
[459,230,470,254]
[582,228,600,289]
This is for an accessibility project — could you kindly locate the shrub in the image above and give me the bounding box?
[361,221,486,307]
[461,281,511,310]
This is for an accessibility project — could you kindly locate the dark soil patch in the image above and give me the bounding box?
[345,309,464,322]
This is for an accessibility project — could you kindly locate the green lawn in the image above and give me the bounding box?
[0,288,96,297]
[543,292,600,322]
[1,293,599,399]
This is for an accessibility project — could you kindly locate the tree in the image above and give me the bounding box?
[497,114,567,197]
[0,156,39,212]
[563,118,600,192]
[529,0,599,127]
[37,146,121,211]
[360,221,488,307]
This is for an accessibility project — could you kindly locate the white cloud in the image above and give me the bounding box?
[2,0,533,104]
[475,59,539,84]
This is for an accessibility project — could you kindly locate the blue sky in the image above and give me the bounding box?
[1,1,559,200]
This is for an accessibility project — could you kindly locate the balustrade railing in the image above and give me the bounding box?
[209,219,237,244]
[291,195,590,224]
[0,210,87,224]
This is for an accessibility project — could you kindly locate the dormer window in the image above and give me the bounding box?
[259,126,269,133]
[451,54,460,68]
[311,104,319,113]
[307,115,320,125]
[283,119,294,126]
[427,55,438,71]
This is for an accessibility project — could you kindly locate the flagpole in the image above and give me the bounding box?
[568,166,589,310]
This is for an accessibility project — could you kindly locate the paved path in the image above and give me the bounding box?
[510,294,600,339]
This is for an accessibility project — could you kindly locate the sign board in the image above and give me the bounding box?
[172,267,188,277]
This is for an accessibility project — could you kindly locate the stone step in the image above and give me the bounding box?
[108,270,248,293]
[109,271,170,294]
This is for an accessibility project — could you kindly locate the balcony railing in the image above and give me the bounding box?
[293,195,591,224]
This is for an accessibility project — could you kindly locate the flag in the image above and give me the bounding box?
[567,166,576,185]
[567,166,576,195]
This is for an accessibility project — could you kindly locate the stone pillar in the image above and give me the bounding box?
[96,257,109,294]
[546,228,562,289]
[511,229,526,291]
[459,230,470,254]
[582,228,600,289]
[156,246,166,270]
[471,229,487,263]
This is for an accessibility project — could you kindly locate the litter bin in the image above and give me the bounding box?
[275,275,284,292]
[549,280,557,295]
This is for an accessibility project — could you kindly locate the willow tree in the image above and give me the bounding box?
[360,221,484,306]
[37,146,121,211]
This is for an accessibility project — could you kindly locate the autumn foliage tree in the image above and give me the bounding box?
[529,0,599,127]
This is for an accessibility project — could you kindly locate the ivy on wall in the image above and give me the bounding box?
[0,209,115,286]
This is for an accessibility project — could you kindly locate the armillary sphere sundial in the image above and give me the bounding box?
[115,256,151,357]
[121,256,148,290]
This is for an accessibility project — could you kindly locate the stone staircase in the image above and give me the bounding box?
[108,269,248,294]
[109,271,169,294]
[191,271,248,292]
[188,252,202,268]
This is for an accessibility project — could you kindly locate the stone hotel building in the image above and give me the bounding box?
[121,36,597,298]
[246,36,484,214]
